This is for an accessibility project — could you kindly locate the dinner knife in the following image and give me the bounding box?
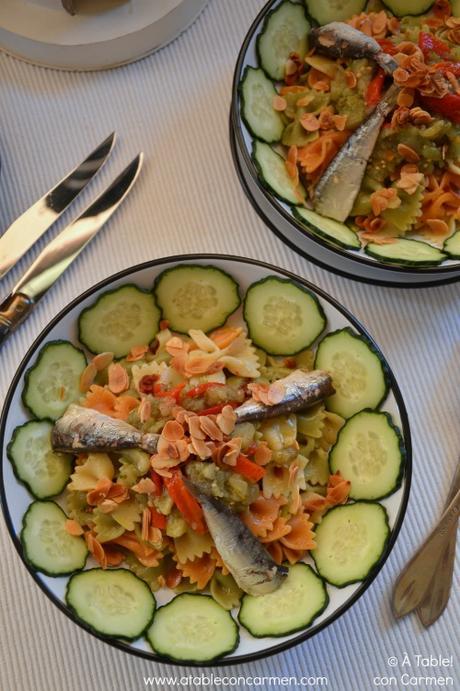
[0,132,116,280]
[0,153,143,347]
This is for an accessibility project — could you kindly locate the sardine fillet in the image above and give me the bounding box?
[235,369,334,423]
[51,404,159,454]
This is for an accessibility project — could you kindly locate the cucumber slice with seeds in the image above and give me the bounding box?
[21,500,88,576]
[294,207,361,250]
[78,284,160,357]
[305,0,366,24]
[147,593,238,662]
[253,140,305,205]
[365,238,446,266]
[312,502,390,587]
[315,328,389,418]
[22,340,87,421]
[240,67,284,143]
[257,1,310,80]
[330,410,405,500]
[8,420,72,499]
[153,265,240,334]
[444,230,460,259]
[66,568,156,640]
[239,563,328,637]
[244,276,326,355]
[381,0,434,17]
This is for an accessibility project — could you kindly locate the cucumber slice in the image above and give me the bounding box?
[312,502,390,586]
[8,420,72,499]
[240,67,284,143]
[244,276,327,355]
[66,568,155,640]
[22,340,87,421]
[314,328,389,418]
[330,410,405,500]
[365,238,447,267]
[79,284,160,357]
[293,207,361,250]
[239,563,328,637]
[153,265,240,334]
[147,593,238,662]
[253,140,305,205]
[381,0,434,17]
[257,1,310,81]
[21,501,88,576]
[444,230,460,259]
[305,0,366,24]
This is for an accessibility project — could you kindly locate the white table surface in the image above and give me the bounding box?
[0,2,459,690]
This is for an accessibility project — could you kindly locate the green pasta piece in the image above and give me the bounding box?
[66,490,92,527]
[210,572,243,610]
[382,186,424,233]
[93,511,126,543]
[123,553,168,592]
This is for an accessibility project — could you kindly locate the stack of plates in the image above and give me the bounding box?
[229,0,460,288]
[0,0,208,71]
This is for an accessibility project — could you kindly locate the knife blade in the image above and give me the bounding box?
[0,153,143,347]
[0,132,116,280]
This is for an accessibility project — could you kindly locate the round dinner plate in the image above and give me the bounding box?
[0,255,411,665]
[230,0,460,287]
[0,0,208,71]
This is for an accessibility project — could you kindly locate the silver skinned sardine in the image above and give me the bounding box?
[310,22,400,222]
[51,370,334,453]
[186,482,288,596]
[51,404,159,454]
[310,22,398,75]
[235,369,334,423]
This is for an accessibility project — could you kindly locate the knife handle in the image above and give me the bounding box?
[0,293,35,346]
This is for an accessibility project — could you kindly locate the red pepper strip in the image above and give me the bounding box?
[150,506,167,530]
[164,470,207,533]
[431,61,460,77]
[419,31,452,59]
[366,70,386,107]
[184,382,225,398]
[150,470,163,496]
[376,38,398,55]
[420,94,460,123]
[153,382,185,402]
[198,401,240,416]
[233,454,266,483]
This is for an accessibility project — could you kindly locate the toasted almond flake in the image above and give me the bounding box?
[64,519,84,536]
[92,352,114,371]
[299,112,320,132]
[126,344,149,362]
[332,114,348,131]
[107,363,130,394]
[161,420,185,442]
[296,94,314,107]
[272,95,287,111]
[397,89,414,108]
[79,362,98,393]
[216,405,237,435]
[132,477,156,494]
[397,143,420,163]
[199,415,224,442]
[254,442,272,466]
[98,499,118,514]
[138,397,152,423]
[142,508,151,542]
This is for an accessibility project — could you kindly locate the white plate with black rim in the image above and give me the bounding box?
[230,0,460,288]
[0,255,411,665]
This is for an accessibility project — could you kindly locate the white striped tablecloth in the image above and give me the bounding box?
[0,2,459,690]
